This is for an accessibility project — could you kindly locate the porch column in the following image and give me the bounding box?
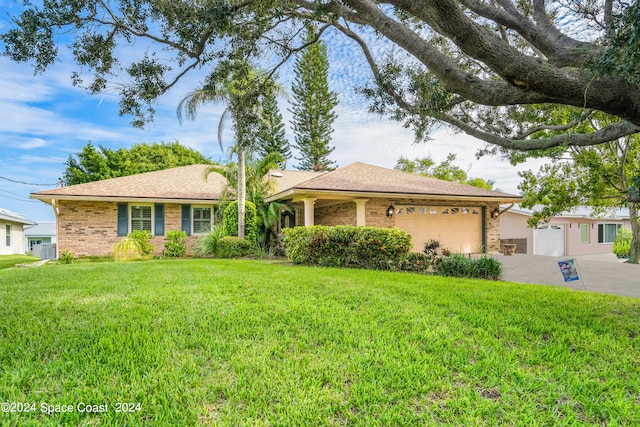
[301,198,317,227]
[353,199,369,227]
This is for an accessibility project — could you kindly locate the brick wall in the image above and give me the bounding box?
[57,200,201,257]
[315,202,357,226]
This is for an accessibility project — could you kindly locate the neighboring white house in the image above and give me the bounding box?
[0,208,37,255]
[24,221,57,254]
[500,204,631,257]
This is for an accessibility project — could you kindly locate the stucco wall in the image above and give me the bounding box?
[56,200,201,257]
[500,211,631,256]
[548,217,630,256]
[500,212,534,254]
[0,221,26,255]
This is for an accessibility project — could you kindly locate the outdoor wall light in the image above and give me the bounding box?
[491,208,500,219]
[386,205,395,218]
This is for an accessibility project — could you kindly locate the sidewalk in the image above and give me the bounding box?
[493,253,640,299]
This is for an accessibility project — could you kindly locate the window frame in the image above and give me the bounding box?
[191,205,213,235]
[5,224,10,247]
[129,204,154,234]
[580,224,590,244]
[597,223,621,244]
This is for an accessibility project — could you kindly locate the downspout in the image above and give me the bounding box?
[51,199,59,259]
[482,207,486,253]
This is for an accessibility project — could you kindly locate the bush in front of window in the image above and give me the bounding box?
[129,230,154,255]
[112,230,154,261]
[112,237,144,261]
[215,236,251,258]
[613,228,632,258]
[164,230,187,258]
[222,201,258,246]
[192,224,226,257]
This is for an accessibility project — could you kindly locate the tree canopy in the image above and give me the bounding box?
[3,1,640,152]
[395,154,494,190]
[518,134,640,263]
[63,141,212,186]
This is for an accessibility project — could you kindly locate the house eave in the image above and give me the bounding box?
[30,194,221,205]
[0,214,36,226]
[265,189,523,204]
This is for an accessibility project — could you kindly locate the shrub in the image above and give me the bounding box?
[58,249,74,264]
[192,224,226,257]
[215,236,251,258]
[112,237,143,261]
[474,254,503,280]
[283,226,412,271]
[422,240,451,272]
[401,252,432,273]
[164,230,187,257]
[437,254,502,280]
[613,228,632,257]
[437,254,473,278]
[129,230,154,255]
[222,201,258,245]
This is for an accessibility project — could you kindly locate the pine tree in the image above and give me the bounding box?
[290,27,338,171]
[256,87,291,169]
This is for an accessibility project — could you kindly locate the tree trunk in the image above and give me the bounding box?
[237,145,246,240]
[628,201,639,264]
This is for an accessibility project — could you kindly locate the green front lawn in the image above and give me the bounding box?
[1,259,638,425]
[0,254,39,270]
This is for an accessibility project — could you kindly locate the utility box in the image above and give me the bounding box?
[36,243,57,260]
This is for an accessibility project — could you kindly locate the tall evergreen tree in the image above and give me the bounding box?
[290,27,338,171]
[256,87,291,169]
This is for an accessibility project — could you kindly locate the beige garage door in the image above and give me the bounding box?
[394,206,483,253]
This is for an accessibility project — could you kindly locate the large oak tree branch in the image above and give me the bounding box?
[440,116,640,150]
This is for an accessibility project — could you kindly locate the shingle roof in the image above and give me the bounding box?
[31,164,227,202]
[269,162,521,200]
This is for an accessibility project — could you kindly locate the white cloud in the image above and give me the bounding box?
[16,138,48,149]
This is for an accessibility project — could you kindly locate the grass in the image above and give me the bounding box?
[0,259,639,426]
[0,254,39,270]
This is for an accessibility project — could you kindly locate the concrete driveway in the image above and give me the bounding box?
[493,253,640,299]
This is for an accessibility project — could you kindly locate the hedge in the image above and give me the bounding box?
[222,200,258,245]
[283,225,413,271]
[215,236,252,258]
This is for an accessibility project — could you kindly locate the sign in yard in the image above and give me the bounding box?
[557,259,580,282]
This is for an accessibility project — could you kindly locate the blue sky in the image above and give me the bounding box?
[0,2,542,222]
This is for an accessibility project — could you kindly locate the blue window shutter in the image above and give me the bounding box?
[154,204,165,236]
[181,204,191,236]
[117,203,128,236]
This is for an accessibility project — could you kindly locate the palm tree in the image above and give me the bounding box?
[177,58,277,239]
[209,150,292,245]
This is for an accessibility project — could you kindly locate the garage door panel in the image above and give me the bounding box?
[397,205,482,253]
[537,224,565,256]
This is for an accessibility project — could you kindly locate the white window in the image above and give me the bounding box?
[580,224,589,243]
[192,206,213,234]
[130,205,153,233]
[5,224,10,246]
[598,223,621,244]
